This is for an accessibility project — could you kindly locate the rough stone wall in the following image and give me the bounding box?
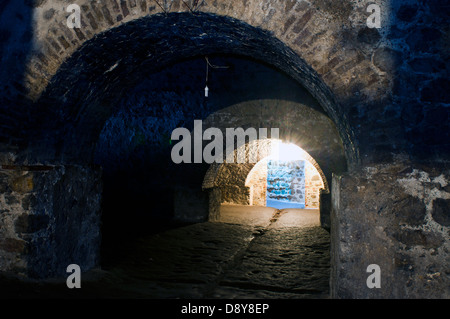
[221,185,250,206]
[331,162,450,299]
[305,161,324,209]
[214,162,252,206]
[246,159,267,207]
[1,0,448,165]
[2,1,355,168]
[0,165,102,278]
[0,0,448,297]
[267,160,305,204]
[247,158,324,208]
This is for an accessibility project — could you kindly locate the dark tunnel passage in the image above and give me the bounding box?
[23,13,351,278]
[0,0,450,302]
[93,54,343,269]
[1,1,449,301]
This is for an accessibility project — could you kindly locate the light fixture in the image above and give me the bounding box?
[204,56,230,98]
[205,57,209,97]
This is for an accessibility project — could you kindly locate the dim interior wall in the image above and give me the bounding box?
[319,191,332,230]
[207,188,222,222]
[331,162,450,299]
[173,186,209,223]
[0,165,102,279]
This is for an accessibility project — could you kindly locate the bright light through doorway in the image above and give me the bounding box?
[268,140,306,162]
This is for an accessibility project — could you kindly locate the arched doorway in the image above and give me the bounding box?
[1,0,447,300]
[13,12,355,288]
[245,141,327,210]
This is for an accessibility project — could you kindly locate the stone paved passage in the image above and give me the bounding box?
[0,205,330,299]
[207,206,330,299]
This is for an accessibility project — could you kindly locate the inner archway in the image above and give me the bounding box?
[90,53,341,265]
[245,141,326,209]
[203,136,331,220]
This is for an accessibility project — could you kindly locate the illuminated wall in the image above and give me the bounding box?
[305,162,325,209]
[266,160,305,209]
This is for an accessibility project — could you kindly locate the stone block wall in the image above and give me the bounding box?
[267,160,305,204]
[221,185,250,206]
[244,158,326,208]
[214,162,253,206]
[331,162,450,299]
[305,161,325,209]
[246,159,268,206]
[0,165,102,278]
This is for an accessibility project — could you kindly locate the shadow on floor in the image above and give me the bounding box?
[0,205,330,299]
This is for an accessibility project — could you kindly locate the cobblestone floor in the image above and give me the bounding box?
[0,205,330,299]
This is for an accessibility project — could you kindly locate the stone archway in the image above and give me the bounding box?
[244,153,327,209]
[24,10,359,166]
[200,99,342,224]
[202,138,330,220]
[18,1,372,167]
[9,11,356,279]
[2,1,448,299]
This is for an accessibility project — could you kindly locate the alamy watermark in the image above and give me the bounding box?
[66,264,81,288]
[366,264,381,288]
[66,3,381,30]
[367,4,381,29]
[170,120,279,164]
[66,4,81,29]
